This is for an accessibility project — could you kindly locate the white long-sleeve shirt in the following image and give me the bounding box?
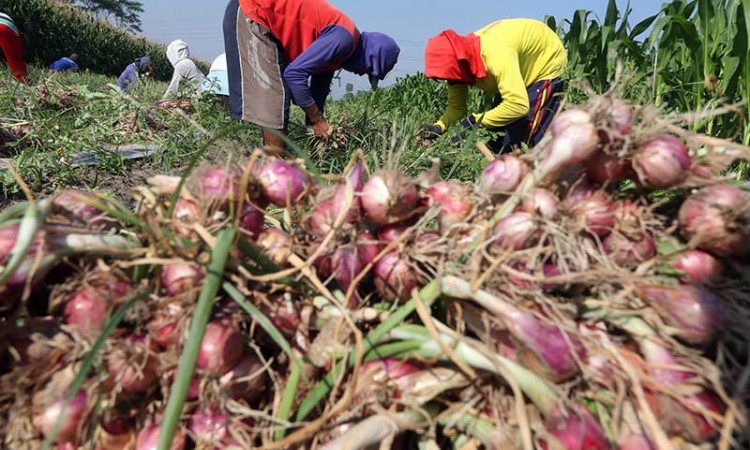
[163,58,206,99]
[162,39,206,99]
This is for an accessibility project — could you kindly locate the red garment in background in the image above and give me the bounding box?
[424,30,485,84]
[239,0,359,63]
[0,24,27,83]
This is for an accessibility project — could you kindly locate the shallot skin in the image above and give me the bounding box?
[373,252,419,302]
[632,135,691,189]
[636,284,726,346]
[507,310,585,383]
[679,184,750,257]
[193,166,241,205]
[257,160,312,207]
[135,424,186,450]
[519,188,559,219]
[196,321,244,376]
[671,250,723,284]
[360,172,419,225]
[33,390,89,444]
[478,155,530,195]
[541,406,610,450]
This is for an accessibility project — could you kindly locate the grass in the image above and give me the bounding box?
[0,67,492,206]
[1,66,260,203]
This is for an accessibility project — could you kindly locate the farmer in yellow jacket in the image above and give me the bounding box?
[422,19,567,153]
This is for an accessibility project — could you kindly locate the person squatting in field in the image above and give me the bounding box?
[421,18,568,154]
[118,56,154,92]
[162,39,206,100]
[49,54,80,72]
[0,12,27,83]
[223,0,401,151]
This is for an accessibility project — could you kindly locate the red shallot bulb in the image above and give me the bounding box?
[519,188,559,219]
[427,181,473,230]
[239,204,264,240]
[550,108,592,137]
[618,433,656,450]
[540,118,599,177]
[504,308,585,383]
[259,295,300,339]
[331,161,365,224]
[257,160,311,207]
[478,155,530,195]
[173,199,201,236]
[541,406,610,450]
[257,228,292,265]
[148,304,184,348]
[135,423,186,450]
[678,184,750,257]
[564,187,615,237]
[63,276,130,337]
[646,389,724,443]
[632,135,691,188]
[670,250,723,284]
[332,246,364,294]
[609,98,633,136]
[603,231,656,267]
[636,284,726,345]
[377,223,408,243]
[360,171,419,225]
[189,407,228,443]
[355,358,422,400]
[197,321,244,376]
[585,150,631,184]
[98,414,135,450]
[193,166,241,205]
[307,200,334,237]
[491,212,539,251]
[162,262,205,296]
[32,390,88,444]
[106,335,159,393]
[374,251,419,302]
[63,286,109,336]
[314,252,334,279]
[356,231,382,267]
[164,369,201,401]
[0,222,22,255]
[52,190,106,224]
[223,354,268,404]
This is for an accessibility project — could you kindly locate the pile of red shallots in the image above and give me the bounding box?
[1,93,749,450]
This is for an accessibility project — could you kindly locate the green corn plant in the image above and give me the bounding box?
[646,0,748,143]
[552,0,748,148]
[546,0,658,96]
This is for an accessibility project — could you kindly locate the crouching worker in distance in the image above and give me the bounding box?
[421,19,567,154]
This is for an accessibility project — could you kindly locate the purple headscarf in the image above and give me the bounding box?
[343,31,400,87]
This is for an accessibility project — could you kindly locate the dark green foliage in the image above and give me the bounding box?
[64,0,144,33]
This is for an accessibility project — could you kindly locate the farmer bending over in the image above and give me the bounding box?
[223,0,400,151]
[49,54,80,72]
[422,19,567,153]
[0,12,27,83]
[162,40,206,100]
[118,56,154,92]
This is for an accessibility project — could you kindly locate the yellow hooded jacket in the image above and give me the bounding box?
[436,19,567,131]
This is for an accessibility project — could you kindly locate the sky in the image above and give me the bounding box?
[137,0,662,97]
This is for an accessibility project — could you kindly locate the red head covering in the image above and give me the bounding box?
[424,30,486,84]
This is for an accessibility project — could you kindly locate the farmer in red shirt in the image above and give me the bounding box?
[0,12,28,83]
[223,0,400,151]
